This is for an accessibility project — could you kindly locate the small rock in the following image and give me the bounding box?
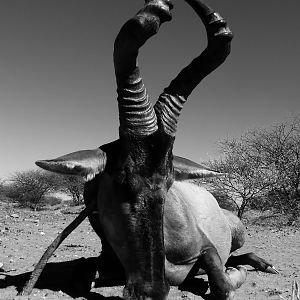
[24,218,39,223]
[40,231,45,235]
[0,262,16,273]
[10,214,20,218]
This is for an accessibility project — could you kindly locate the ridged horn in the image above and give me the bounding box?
[114,1,173,137]
[35,148,107,182]
[117,68,158,137]
[154,0,233,136]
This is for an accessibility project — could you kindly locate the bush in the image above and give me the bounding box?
[8,170,59,210]
[211,191,237,212]
[57,175,84,206]
[206,117,300,220]
[41,196,62,207]
[248,196,272,212]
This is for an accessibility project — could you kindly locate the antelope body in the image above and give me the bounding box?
[36,1,277,299]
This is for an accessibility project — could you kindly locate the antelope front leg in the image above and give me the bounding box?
[110,1,174,300]
[226,252,279,274]
[199,248,247,300]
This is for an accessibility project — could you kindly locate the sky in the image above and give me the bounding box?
[0,0,299,179]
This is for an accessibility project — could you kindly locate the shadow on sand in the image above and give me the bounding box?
[0,257,209,299]
[0,257,123,300]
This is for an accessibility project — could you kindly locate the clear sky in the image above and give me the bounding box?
[0,0,299,179]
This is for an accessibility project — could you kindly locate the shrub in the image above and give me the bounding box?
[41,196,62,207]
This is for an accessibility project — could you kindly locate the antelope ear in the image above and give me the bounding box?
[35,148,107,182]
[173,155,222,181]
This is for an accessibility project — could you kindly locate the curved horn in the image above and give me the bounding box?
[114,1,173,137]
[36,148,107,182]
[154,0,233,136]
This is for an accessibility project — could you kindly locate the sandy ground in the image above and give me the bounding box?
[0,201,299,300]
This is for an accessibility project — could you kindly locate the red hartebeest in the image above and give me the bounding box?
[36,1,278,299]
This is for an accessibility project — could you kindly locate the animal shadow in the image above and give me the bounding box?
[0,257,122,300]
[179,277,209,298]
[0,257,209,299]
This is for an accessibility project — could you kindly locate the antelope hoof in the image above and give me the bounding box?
[265,265,279,274]
[226,266,247,290]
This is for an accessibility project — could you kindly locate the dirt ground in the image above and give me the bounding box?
[0,201,299,300]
